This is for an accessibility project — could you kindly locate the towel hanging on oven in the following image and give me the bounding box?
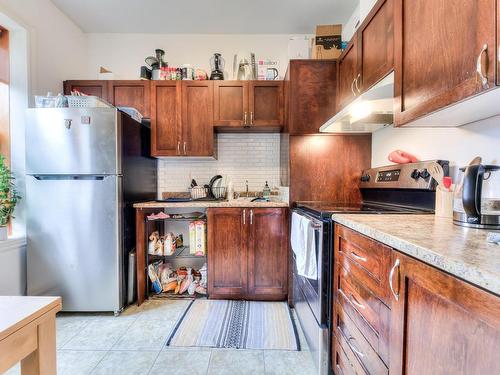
[291,212,317,279]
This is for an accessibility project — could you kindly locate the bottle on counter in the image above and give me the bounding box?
[263,181,271,200]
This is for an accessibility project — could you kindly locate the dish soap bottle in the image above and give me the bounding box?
[263,181,271,200]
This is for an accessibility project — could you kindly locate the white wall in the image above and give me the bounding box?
[85,33,306,80]
[372,116,500,176]
[158,133,281,196]
[0,0,87,96]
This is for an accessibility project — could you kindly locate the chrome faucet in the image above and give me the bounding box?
[245,180,249,196]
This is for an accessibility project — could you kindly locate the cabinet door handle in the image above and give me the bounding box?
[355,73,361,93]
[351,79,357,97]
[476,43,489,89]
[347,336,365,358]
[244,112,248,125]
[250,209,253,225]
[350,294,366,310]
[177,141,180,155]
[250,111,254,125]
[350,252,367,262]
[389,258,401,301]
[243,209,246,225]
[183,141,187,155]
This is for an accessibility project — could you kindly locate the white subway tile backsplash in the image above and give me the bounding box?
[158,133,281,196]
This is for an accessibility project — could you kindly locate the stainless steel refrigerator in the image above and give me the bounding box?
[25,107,156,314]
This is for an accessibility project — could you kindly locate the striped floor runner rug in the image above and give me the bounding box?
[167,300,300,350]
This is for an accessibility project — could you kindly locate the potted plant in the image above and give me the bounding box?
[0,156,20,240]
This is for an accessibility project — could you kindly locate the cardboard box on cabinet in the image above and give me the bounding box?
[312,24,342,59]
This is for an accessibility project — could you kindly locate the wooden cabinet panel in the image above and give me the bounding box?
[247,208,287,299]
[359,0,394,91]
[333,336,361,375]
[335,225,392,305]
[108,81,150,118]
[389,251,500,375]
[63,80,108,99]
[286,60,337,135]
[334,302,388,375]
[289,135,371,204]
[497,0,500,86]
[337,36,359,111]
[394,0,496,126]
[150,81,181,156]
[181,81,215,157]
[248,81,283,128]
[207,208,248,297]
[337,265,390,362]
[208,208,288,300]
[213,81,248,127]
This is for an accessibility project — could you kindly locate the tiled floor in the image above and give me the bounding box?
[4,299,316,375]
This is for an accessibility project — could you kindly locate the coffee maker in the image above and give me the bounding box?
[210,53,225,80]
[453,160,500,229]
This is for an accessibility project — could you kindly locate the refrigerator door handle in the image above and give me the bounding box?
[32,175,108,181]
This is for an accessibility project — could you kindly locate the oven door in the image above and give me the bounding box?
[291,209,328,326]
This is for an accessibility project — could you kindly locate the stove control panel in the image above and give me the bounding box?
[360,160,449,190]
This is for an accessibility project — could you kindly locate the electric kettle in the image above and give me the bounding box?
[453,162,500,229]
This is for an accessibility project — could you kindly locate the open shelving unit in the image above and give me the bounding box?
[144,209,208,301]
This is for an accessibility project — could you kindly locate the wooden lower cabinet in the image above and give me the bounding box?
[247,208,288,298]
[389,251,500,375]
[208,207,288,300]
[332,224,500,375]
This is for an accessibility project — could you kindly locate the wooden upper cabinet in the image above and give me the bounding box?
[213,81,248,127]
[248,81,284,128]
[394,0,497,126]
[337,36,359,111]
[150,81,181,156]
[63,80,108,99]
[181,81,215,157]
[358,0,394,92]
[389,251,500,375]
[107,81,150,118]
[247,208,287,298]
[286,60,337,135]
[208,208,248,297]
[497,0,500,86]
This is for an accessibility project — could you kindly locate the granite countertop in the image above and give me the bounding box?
[133,198,289,209]
[332,214,500,296]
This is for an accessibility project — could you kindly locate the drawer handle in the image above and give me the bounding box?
[350,294,366,310]
[250,209,253,225]
[389,258,400,301]
[243,209,246,225]
[350,252,367,262]
[476,43,489,89]
[348,336,365,358]
[351,79,357,97]
[177,141,180,155]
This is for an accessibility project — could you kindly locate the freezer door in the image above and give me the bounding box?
[26,175,122,312]
[26,108,120,175]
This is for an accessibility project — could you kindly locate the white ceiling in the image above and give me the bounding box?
[50,0,358,34]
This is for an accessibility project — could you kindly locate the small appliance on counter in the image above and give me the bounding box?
[209,53,225,80]
[453,158,500,229]
[291,160,448,375]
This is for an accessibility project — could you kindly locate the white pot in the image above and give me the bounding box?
[0,226,8,241]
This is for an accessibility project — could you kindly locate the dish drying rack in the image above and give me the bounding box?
[189,186,226,201]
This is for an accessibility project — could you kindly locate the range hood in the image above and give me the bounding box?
[320,72,394,133]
